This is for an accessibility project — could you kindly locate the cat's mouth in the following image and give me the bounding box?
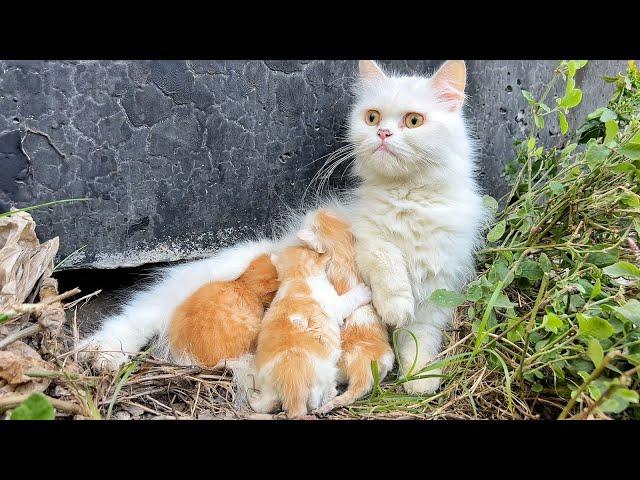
[373,143,398,158]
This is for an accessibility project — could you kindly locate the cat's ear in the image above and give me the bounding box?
[359,60,387,81]
[431,60,467,111]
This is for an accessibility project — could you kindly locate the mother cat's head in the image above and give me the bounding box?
[348,60,474,184]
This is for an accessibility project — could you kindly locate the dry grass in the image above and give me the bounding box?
[16,299,554,420]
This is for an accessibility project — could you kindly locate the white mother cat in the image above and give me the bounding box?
[79,60,486,395]
[345,60,485,393]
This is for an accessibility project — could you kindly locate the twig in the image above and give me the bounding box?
[1,288,81,319]
[0,393,84,416]
[64,290,102,311]
[0,324,42,349]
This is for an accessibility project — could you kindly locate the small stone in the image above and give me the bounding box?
[112,410,131,420]
[123,404,145,417]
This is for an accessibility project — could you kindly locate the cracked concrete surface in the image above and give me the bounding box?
[0,60,627,269]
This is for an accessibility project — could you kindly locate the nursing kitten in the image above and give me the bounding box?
[249,245,371,418]
[297,208,394,412]
[346,60,487,393]
[168,254,279,367]
[78,240,276,371]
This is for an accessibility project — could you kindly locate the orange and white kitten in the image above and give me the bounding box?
[297,208,394,412]
[168,254,279,368]
[249,245,371,418]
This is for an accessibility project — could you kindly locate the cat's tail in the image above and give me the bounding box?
[271,351,315,418]
[77,239,276,372]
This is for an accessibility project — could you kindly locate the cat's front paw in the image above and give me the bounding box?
[375,295,414,328]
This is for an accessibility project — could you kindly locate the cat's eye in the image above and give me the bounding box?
[404,113,424,128]
[365,110,381,126]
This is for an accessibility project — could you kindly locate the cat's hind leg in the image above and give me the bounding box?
[395,303,450,395]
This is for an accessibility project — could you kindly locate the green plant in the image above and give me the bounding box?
[453,60,640,419]
[10,393,55,420]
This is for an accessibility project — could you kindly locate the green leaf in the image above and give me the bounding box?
[493,293,515,309]
[517,259,544,282]
[587,107,605,120]
[587,338,604,367]
[549,181,565,196]
[604,120,619,145]
[603,261,640,279]
[521,90,535,105]
[578,314,615,339]
[482,195,499,213]
[534,113,544,129]
[612,299,640,326]
[465,282,483,302]
[430,289,466,308]
[620,144,640,160]
[599,108,617,122]
[616,388,639,403]
[584,143,610,168]
[629,130,640,145]
[586,249,619,267]
[589,278,601,300]
[560,88,583,108]
[558,111,568,135]
[487,220,506,242]
[601,388,639,414]
[542,313,564,334]
[621,192,640,208]
[10,393,55,420]
[527,137,536,152]
[539,253,553,273]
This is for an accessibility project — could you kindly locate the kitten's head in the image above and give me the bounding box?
[297,208,352,257]
[270,246,328,280]
[349,60,471,183]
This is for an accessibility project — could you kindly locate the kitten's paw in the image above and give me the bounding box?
[77,337,131,372]
[402,369,442,395]
[375,295,414,328]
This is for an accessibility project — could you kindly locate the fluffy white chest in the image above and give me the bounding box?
[351,184,482,301]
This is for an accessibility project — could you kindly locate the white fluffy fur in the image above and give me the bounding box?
[342,60,487,393]
[81,60,486,397]
[78,238,277,370]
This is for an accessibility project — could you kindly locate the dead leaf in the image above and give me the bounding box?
[0,341,53,396]
[0,210,58,310]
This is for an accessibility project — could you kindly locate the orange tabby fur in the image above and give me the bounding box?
[168,254,279,367]
[250,245,370,418]
[299,209,394,413]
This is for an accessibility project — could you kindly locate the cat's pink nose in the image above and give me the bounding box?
[377,129,393,140]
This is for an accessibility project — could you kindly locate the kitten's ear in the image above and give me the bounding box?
[297,229,326,254]
[359,60,387,81]
[432,60,467,111]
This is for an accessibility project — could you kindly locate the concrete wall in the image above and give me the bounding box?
[0,60,627,269]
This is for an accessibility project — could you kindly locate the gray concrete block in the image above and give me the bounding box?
[0,60,628,269]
